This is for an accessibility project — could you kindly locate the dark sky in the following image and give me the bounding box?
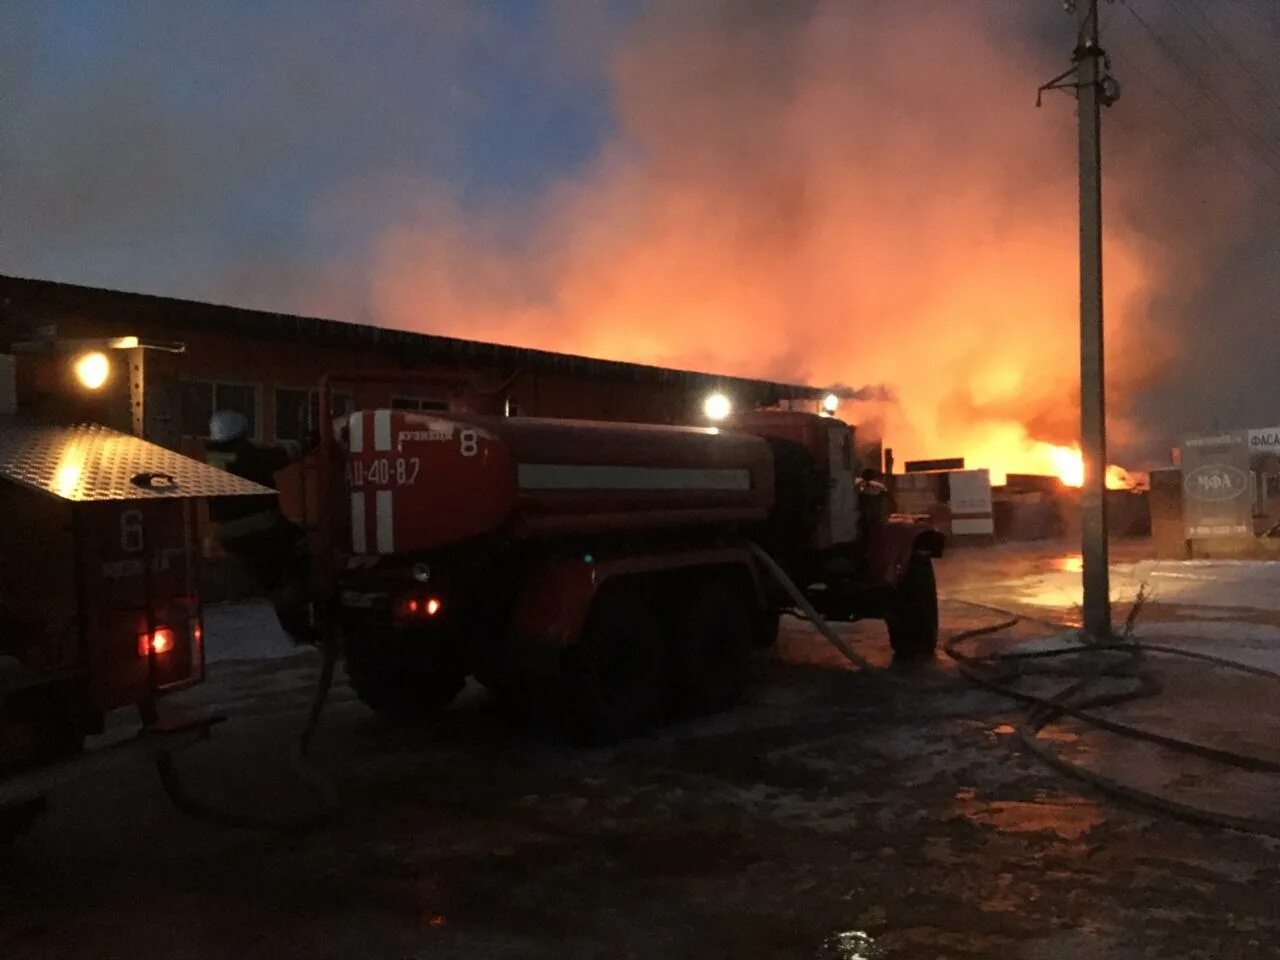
[2,1,1277,465]
[1,1,631,304]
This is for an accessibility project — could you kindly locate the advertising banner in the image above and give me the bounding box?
[1181,431,1252,539]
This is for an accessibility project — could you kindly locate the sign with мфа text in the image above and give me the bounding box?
[1181,431,1252,539]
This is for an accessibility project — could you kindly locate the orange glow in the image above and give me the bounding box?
[426,598,441,616]
[138,627,175,658]
[1047,446,1084,488]
[1021,445,1134,490]
[360,6,1212,479]
[407,599,420,614]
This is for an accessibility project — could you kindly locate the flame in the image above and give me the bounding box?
[1047,446,1085,488]
[359,5,1207,480]
[1015,444,1132,490]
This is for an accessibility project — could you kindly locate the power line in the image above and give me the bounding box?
[1117,50,1264,182]
[1113,1,1280,183]
[1117,0,1280,176]
[1169,0,1280,120]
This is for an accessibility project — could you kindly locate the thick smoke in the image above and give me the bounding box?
[367,1,1274,474]
[4,2,1276,473]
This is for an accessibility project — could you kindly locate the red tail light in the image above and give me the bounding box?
[138,627,176,658]
[397,596,443,620]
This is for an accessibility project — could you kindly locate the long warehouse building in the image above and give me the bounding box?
[0,275,829,448]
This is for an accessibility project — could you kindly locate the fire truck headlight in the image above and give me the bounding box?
[703,392,732,421]
[822,393,840,415]
[73,351,110,390]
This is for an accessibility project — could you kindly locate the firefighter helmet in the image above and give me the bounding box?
[209,409,249,443]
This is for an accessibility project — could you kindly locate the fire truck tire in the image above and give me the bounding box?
[561,584,665,745]
[343,634,466,719]
[887,553,939,659]
[671,578,754,716]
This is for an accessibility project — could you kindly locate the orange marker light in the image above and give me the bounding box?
[138,627,176,657]
[426,598,441,616]
[407,599,420,614]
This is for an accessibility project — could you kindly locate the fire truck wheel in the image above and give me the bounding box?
[561,585,665,745]
[887,554,939,659]
[343,633,466,720]
[671,578,754,716]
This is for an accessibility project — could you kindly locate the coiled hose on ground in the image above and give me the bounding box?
[154,618,342,832]
[944,608,1280,839]
[751,544,1280,838]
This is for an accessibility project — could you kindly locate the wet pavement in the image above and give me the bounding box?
[4,544,1280,958]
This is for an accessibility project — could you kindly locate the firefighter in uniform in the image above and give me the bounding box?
[205,410,316,645]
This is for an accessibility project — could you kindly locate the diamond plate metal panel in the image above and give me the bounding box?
[0,418,275,502]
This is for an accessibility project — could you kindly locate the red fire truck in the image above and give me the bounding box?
[290,391,943,744]
[0,343,271,836]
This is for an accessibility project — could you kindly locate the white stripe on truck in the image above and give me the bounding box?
[348,411,364,453]
[373,409,392,452]
[518,464,751,491]
[350,491,367,554]
[375,489,395,554]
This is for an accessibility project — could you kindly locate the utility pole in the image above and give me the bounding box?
[1041,0,1118,639]
[1076,0,1111,640]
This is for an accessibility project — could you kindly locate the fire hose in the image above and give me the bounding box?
[747,544,874,672]
[153,615,342,832]
[752,544,1280,838]
[943,603,1280,840]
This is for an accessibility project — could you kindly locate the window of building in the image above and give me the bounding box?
[180,380,259,439]
[391,396,449,412]
[274,388,355,441]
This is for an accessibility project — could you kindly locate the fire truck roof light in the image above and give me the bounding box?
[73,351,110,390]
[703,392,731,421]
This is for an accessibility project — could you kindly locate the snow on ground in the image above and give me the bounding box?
[1133,560,1280,612]
[202,600,299,662]
[967,557,1280,614]
[1008,622,1280,675]
[1134,622,1280,675]
[969,555,1280,673]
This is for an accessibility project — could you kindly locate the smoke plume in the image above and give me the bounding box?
[5,2,1276,478]
[366,1,1273,478]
